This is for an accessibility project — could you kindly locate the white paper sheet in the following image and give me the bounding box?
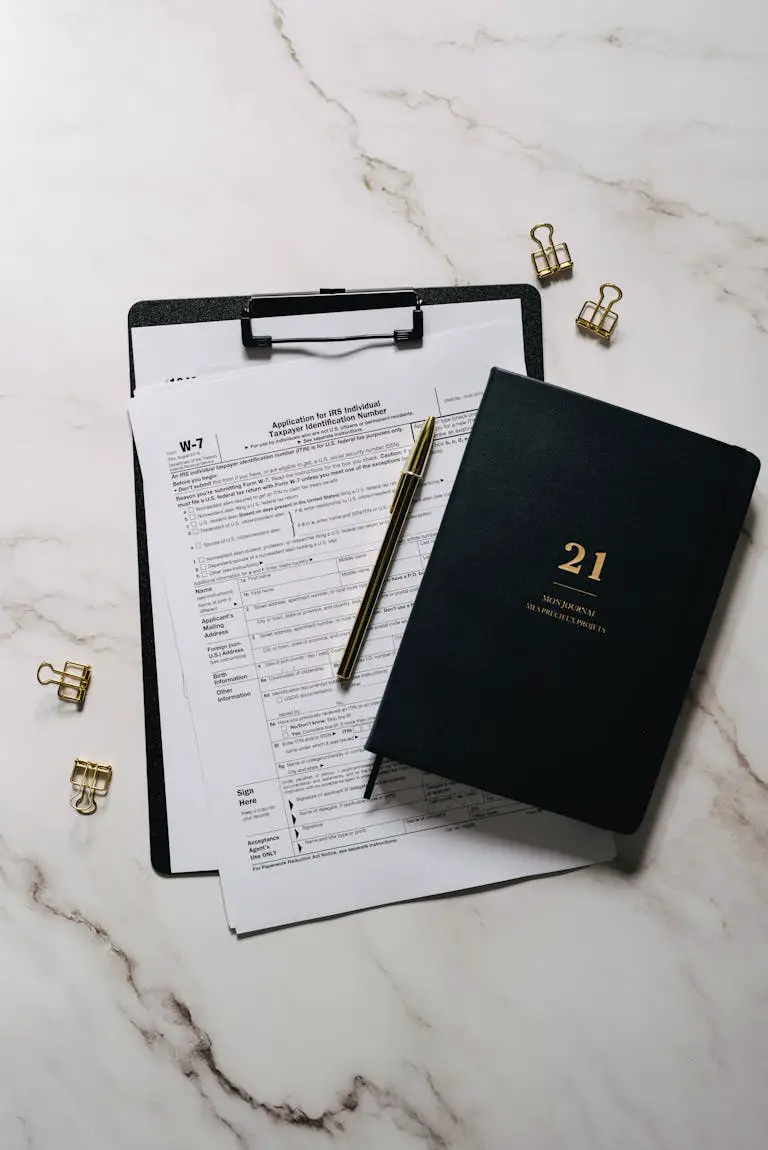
[132,298,532,872]
[130,322,614,932]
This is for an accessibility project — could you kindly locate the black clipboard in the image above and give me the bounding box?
[128,283,543,875]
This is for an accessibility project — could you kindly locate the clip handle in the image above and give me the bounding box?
[529,223,555,253]
[596,283,623,309]
[36,662,59,686]
[71,787,97,815]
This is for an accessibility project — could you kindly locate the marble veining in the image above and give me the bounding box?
[1,836,462,1147]
[270,0,459,277]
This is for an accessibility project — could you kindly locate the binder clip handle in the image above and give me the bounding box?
[70,787,97,815]
[530,222,556,250]
[596,283,623,309]
[36,662,59,686]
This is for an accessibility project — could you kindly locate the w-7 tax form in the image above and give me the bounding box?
[130,323,614,933]
[132,298,531,874]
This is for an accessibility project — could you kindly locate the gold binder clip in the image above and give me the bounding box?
[576,283,623,340]
[37,660,92,707]
[70,759,112,815]
[530,223,573,281]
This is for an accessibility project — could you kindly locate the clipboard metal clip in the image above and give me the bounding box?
[241,289,424,350]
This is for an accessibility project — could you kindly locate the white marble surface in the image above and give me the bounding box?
[1,1,767,1146]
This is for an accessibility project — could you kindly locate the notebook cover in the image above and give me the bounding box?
[366,369,760,834]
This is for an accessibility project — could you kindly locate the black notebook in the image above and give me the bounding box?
[366,369,760,834]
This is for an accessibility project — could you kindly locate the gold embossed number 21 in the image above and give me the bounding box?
[557,542,607,582]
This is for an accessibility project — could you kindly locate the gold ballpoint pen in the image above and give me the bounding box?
[337,416,436,682]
